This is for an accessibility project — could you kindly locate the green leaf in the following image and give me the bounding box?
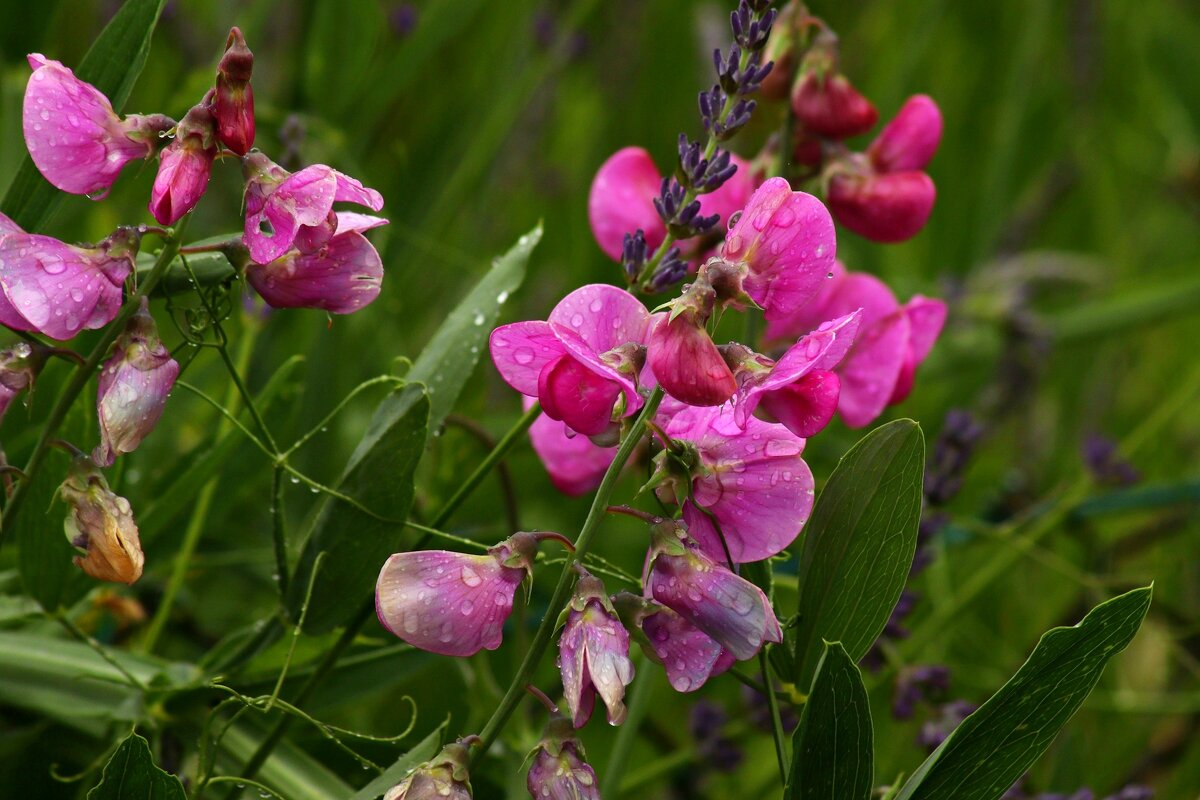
[286,383,429,633]
[895,586,1153,800]
[786,642,873,800]
[220,723,355,800]
[791,419,925,688]
[0,0,168,231]
[88,732,185,800]
[347,722,446,800]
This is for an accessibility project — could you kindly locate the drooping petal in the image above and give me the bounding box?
[527,401,617,496]
[838,307,910,427]
[646,313,736,407]
[581,601,634,725]
[588,147,667,261]
[335,211,390,234]
[791,72,878,139]
[869,94,943,173]
[60,462,143,585]
[375,550,525,657]
[245,230,383,314]
[149,104,216,226]
[721,178,836,321]
[333,170,385,210]
[827,170,936,244]
[538,354,623,437]
[489,321,567,397]
[640,604,732,692]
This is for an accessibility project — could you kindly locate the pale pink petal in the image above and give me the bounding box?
[94,319,179,466]
[640,604,731,693]
[588,147,667,261]
[245,231,383,314]
[547,284,650,357]
[0,213,22,236]
[333,171,384,211]
[335,211,389,234]
[526,401,617,496]
[489,321,566,397]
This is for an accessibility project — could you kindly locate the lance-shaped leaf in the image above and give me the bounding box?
[787,641,873,800]
[792,419,924,687]
[895,585,1153,800]
[348,722,447,800]
[1,0,168,230]
[87,732,185,800]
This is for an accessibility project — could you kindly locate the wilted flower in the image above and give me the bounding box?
[93,297,179,466]
[526,713,600,799]
[23,54,173,198]
[149,102,217,225]
[0,227,139,341]
[60,456,143,584]
[376,532,556,657]
[213,27,255,155]
[490,284,649,437]
[384,741,474,800]
[558,569,634,727]
[241,152,384,264]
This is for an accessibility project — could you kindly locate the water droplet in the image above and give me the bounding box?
[569,313,584,328]
[727,211,742,229]
[460,599,474,615]
[472,311,485,326]
[460,565,482,587]
[588,298,603,313]
[514,347,535,365]
[497,290,509,303]
[826,271,834,279]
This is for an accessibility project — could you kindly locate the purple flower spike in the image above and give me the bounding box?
[558,570,634,727]
[0,228,138,341]
[720,177,836,322]
[149,103,217,225]
[646,522,782,660]
[490,284,649,436]
[246,227,385,315]
[23,54,171,198]
[526,398,617,496]
[640,602,734,692]
[526,738,600,800]
[242,152,384,264]
[376,532,546,657]
[93,298,179,466]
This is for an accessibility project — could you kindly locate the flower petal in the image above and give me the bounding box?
[838,307,910,427]
[489,320,566,397]
[333,170,384,210]
[245,231,383,314]
[526,401,617,496]
[538,354,623,437]
[903,295,947,363]
[588,147,667,261]
[641,604,731,692]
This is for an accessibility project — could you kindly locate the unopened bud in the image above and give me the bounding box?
[790,34,877,139]
[149,102,217,225]
[213,27,255,155]
[868,94,943,173]
[384,741,473,800]
[827,169,936,243]
[60,456,144,585]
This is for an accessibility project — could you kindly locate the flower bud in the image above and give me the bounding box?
[93,297,179,466]
[791,71,878,140]
[827,170,936,243]
[0,342,50,423]
[384,741,473,800]
[646,308,735,407]
[60,456,143,584]
[868,94,942,173]
[526,724,600,800]
[149,103,217,225]
[558,570,634,727]
[213,27,255,155]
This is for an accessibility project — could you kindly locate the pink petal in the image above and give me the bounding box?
[94,344,179,466]
[537,354,623,437]
[640,605,731,693]
[766,266,895,343]
[582,604,634,724]
[827,171,937,244]
[0,213,23,236]
[526,400,617,496]
[588,147,667,262]
[489,320,566,397]
[869,94,943,173]
[245,231,383,314]
[547,284,650,357]
[244,165,336,264]
[721,178,836,321]
[335,211,389,234]
[149,140,214,225]
[838,307,911,428]
[375,550,524,657]
[759,370,841,438]
[904,295,947,363]
[646,313,736,407]
[333,171,384,211]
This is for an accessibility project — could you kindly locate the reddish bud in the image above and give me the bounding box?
[149,103,217,225]
[869,94,943,173]
[827,170,936,243]
[647,312,736,407]
[213,27,255,155]
[791,72,878,140]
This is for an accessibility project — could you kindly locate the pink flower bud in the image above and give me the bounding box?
[149,104,217,225]
[646,312,735,407]
[23,54,173,198]
[558,571,634,727]
[245,221,386,315]
[526,737,599,800]
[827,170,936,243]
[213,27,255,155]
[640,602,734,692]
[384,741,473,800]
[93,298,179,466]
[647,523,782,660]
[60,457,143,585]
[0,228,137,340]
[791,72,878,140]
[376,532,547,657]
[0,342,50,423]
[869,94,943,173]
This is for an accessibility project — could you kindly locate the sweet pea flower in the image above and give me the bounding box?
[639,601,734,692]
[659,405,814,563]
[791,72,878,140]
[149,102,218,225]
[23,54,174,198]
[60,456,144,585]
[213,27,255,155]
[558,569,634,727]
[490,284,650,437]
[376,532,560,657]
[767,262,947,427]
[0,227,138,340]
[384,741,474,800]
[93,298,179,466]
[645,521,782,660]
[526,398,617,496]
[869,94,943,173]
[241,152,384,264]
[646,307,736,407]
[245,213,387,314]
[0,212,21,236]
[526,733,599,800]
[588,146,753,262]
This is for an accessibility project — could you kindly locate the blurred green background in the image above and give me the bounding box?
[0,0,1198,797]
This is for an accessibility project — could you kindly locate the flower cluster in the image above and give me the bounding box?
[5,29,386,586]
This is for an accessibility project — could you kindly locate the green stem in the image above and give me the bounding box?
[470,387,664,764]
[759,646,789,784]
[0,225,186,543]
[271,466,289,598]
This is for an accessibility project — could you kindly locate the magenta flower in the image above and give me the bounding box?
[23,54,172,198]
[646,309,736,407]
[640,602,734,692]
[719,177,837,323]
[660,405,814,563]
[0,228,138,341]
[558,570,634,727]
[0,212,21,236]
[646,522,782,660]
[588,146,753,262]
[241,152,384,264]
[526,737,599,800]
[149,103,217,225]
[213,27,255,156]
[376,532,547,657]
[93,298,179,466]
[490,284,650,437]
[245,213,387,314]
[526,398,617,496]
[767,262,947,428]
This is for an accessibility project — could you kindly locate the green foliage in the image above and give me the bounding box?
[88,732,185,800]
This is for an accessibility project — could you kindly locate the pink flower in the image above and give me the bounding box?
[791,72,878,140]
[93,298,179,466]
[526,738,599,800]
[645,310,736,407]
[241,152,384,264]
[767,263,947,427]
[868,94,943,173]
[375,532,544,657]
[588,146,753,262]
[558,571,634,727]
[526,398,617,496]
[640,602,734,692]
[646,522,782,660]
[490,284,650,436]
[662,406,814,563]
[719,177,837,323]
[23,54,172,198]
[213,27,255,155]
[245,213,387,314]
[0,228,138,340]
[149,103,217,225]
[0,212,21,236]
